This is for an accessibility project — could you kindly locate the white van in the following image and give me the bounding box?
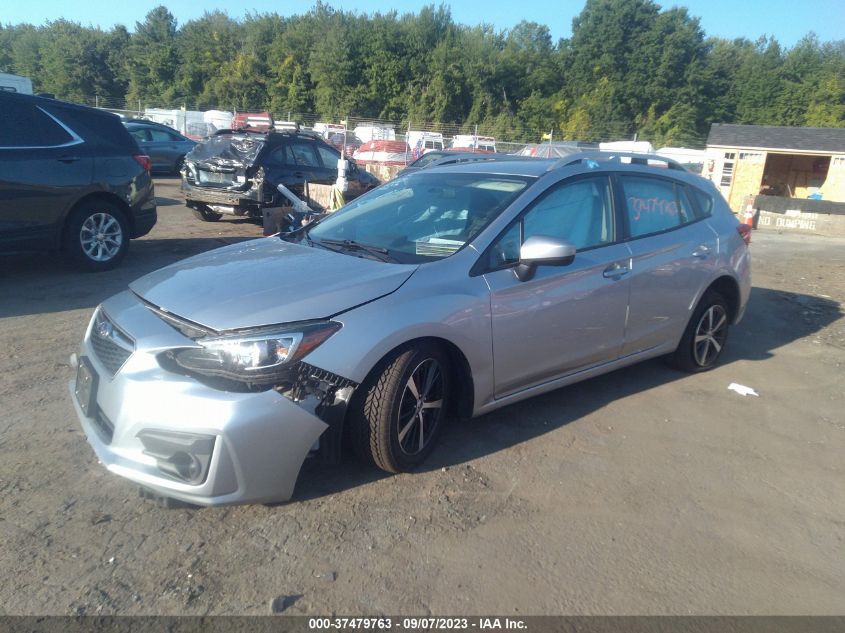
[314,122,346,139]
[450,134,496,153]
[407,131,445,155]
[353,124,396,143]
[0,73,33,95]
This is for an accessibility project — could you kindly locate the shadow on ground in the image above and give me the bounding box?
[0,235,257,318]
[294,285,842,501]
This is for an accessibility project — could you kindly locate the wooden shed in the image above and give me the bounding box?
[704,124,845,214]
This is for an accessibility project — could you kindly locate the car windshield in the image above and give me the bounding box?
[306,172,533,263]
[409,152,448,168]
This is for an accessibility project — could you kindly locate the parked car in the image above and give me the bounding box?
[181,130,378,223]
[0,92,156,271]
[327,132,363,156]
[397,150,525,175]
[124,121,197,174]
[70,153,750,505]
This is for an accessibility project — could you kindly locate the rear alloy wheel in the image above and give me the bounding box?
[354,344,450,473]
[64,203,129,271]
[191,205,223,222]
[672,291,730,372]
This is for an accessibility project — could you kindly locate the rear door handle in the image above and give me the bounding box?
[692,244,711,258]
[603,263,630,279]
[57,155,81,163]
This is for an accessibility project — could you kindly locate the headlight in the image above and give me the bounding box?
[170,321,341,384]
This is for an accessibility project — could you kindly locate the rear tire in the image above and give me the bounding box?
[671,291,730,372]
[63,201,129,272]
[191,205,223,222]
[352,343,451,473]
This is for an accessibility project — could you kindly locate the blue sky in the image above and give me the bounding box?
[6,0,844,46]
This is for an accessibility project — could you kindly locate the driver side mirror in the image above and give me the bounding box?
[514,235,576,282]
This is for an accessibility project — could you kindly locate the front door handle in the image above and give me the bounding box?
[692,244,711,258]
[603,263,630,279]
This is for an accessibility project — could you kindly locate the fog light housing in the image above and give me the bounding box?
[137,430,215,485]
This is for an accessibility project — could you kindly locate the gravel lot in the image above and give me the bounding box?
[1,178,843,615]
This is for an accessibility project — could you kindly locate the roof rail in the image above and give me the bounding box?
[547,151,687,172]
[428,153,539,168]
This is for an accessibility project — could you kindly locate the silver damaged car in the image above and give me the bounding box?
[69,153,751,505]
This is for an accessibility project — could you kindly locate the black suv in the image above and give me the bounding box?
[0,92,156,271]
[181,130,378,222]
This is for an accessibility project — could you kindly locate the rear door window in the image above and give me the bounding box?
[129,128,151,143]
[288,142,320,167]
[619,176,695,238]
[149,129,178,142]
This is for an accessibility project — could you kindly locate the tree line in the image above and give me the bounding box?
[1,0,843,146]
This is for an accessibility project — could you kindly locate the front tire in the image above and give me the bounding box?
[671,291,730,372]
[353,344,451,473]
[63,202,129,271]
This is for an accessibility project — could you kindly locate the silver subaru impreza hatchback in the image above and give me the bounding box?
[69,153,751,506]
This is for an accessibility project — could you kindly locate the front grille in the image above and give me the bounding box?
[89,309,134,376]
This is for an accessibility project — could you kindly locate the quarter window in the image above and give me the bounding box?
[620,176,694,238]
[316,145,339,170]
[0,102,74,147]
[687,186,714,218]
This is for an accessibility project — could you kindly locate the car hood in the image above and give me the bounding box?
[130,238,418,332]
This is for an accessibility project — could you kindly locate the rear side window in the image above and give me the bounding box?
[50,105,138,152]
[687,186,714,218]
[0,100,74,147]
[316,145,339,170]
[620,176,695,238]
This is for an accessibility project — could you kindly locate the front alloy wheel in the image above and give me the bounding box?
[354,344,451,472]
[397,358,445,456]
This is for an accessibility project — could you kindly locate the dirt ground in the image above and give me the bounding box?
[0,178,843,615]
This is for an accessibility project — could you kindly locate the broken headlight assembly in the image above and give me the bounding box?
[164,321,342,385]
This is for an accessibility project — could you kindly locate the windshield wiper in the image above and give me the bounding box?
[315,238,395,262]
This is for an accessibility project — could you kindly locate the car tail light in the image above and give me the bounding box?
[133,154,152,172]
[737,224,752,245]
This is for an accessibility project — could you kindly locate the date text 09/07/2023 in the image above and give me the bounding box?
[307,617,528,630]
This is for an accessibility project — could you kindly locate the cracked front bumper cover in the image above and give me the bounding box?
[69,291,357,506]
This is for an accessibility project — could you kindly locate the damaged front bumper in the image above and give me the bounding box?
[68,291,356,506]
